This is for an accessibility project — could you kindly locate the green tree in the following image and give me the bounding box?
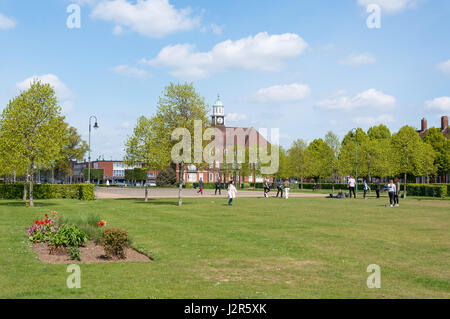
[391,126,428,197]
[0,80,67,206]
[287,139,308,189]
[305,138,333,182]
[55,125,88,183]
[125,83,209,205]
[337,128,368,179]
[367,124,391,140]
[423,127,450,179]
[124,115,171,202]
[324,131,341,192]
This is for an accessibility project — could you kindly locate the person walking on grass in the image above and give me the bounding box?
[227,180,237,206]
[283,178,291,199]
[197,178,203,195]
[348,175,356,199]
[394,177,400,207]
[263,178,270,198]
[375,178,381,199]
[363,179,370,200]
[276,179,284,198]
[387,179,396,208]
[215,177,222,195]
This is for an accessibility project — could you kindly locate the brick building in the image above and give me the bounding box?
[176,96,273,185]
[71,160,159,184]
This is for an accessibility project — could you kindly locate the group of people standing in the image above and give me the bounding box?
[346,175,401,207]
[263,178,291,199]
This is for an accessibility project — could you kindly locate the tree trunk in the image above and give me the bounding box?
[403,172,407,199]
[300,176,303,190]
[178,164,184,206]
[23,168,28,202]
[144,182,149,202]
[29,163,34,207]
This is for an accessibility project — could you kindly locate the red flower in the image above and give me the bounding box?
[98,222,102,226]
[45,214,48,218]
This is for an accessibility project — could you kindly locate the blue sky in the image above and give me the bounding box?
[0,0,449,160]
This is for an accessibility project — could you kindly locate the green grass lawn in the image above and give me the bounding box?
[0,196,449,299]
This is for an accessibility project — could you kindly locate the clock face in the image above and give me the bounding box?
[217,117,223,124]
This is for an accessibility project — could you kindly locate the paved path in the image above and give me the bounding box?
[95,187,326,199]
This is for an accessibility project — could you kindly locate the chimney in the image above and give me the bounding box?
[421,118,427,132]
[442,116,449,131]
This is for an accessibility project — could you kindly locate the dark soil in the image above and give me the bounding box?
[33,240,152,264]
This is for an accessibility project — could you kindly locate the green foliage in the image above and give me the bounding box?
[101,228,129,259]
[156,166,177,186]
[124,168,147,182]
[84,168,104,181]
[0,183,94,200]
[68,246,81,261]
[406,184,446,198]
[0,80,68,206]
[49,224,88,248]
[423,127,450,177]
[79,184,95,200]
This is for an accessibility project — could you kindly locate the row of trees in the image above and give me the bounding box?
[125,82,449,204]
[0,80,88,206]
[281,125,449,197]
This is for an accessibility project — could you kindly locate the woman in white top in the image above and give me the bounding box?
[227,181,237,206]
[387,179,396,207]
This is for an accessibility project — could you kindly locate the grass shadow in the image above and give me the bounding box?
[112,198,191,206]
[0,200,55,207]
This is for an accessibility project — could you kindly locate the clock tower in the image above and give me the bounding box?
[211,94,225,126]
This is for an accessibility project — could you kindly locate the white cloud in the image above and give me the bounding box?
[340,53,376,67]
[225,113,248,123]
[16,74,74,100]
[91,0,200,38]
[437,59,450,75]
[0,13,16,30]
[112,64,148,78]
[16,74,75,114]
[425,97,450,112]
[353,114,394,125]
[316,89,396,111]
[357,0,419,14]
[210,23,223,35]
[254,83,310,103]
[120,121,131,129]
[141,32,309,79]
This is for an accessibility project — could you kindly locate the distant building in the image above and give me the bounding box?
[416,115,449,183]
[176,95,273,185]
[71,160,159,184]
[417,115,449,139]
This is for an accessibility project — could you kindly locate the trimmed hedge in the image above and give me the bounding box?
[0,183,95,200]
[406,184,446,198]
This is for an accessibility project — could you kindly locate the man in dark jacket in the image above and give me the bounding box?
[276,180,283,198]
[215,177,221,195]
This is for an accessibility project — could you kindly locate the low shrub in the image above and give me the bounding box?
[101,228,129,259]
[406,184,446,198]
[68,246,81,261]
[49,224,88,249]
[0,183,95,200]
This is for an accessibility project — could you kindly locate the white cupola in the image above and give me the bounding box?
[211,94,225,126]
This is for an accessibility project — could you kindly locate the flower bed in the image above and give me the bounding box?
[27,211,151,263]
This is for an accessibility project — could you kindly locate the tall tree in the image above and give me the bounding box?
[55,125,88,183]
[124,115,171,202]
[304,138,333,182]
[337,128,368,179]
[125,83,209,206]
[423,127,450,180]
[391,126,428,197]
[0,80,67,206]
[324,131,341,192]
[287,139,307,189]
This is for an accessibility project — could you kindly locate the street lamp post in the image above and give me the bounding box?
[351,128,358,194]
[88,116,99,183]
